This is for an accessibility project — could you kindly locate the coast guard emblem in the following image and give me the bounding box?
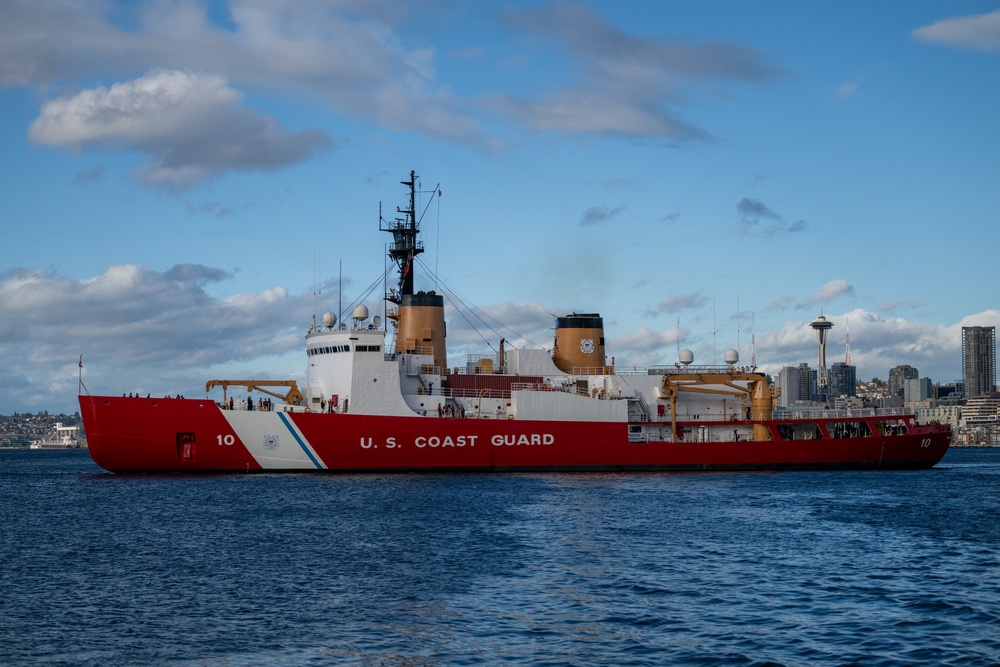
[580,338,594,354]
[263,434,280,451]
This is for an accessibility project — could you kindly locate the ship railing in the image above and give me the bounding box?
[776,407,913,420]
[427,386,511,399]
[466,365,510,375]
[630,392,652,422]
[647,364,761,376]
[422,384,575,399]
[392,345,435,357]
[385,239,425,254]
[563,364,759,376]
[510,382,574,394]
[465,353,498,364]
[569,366,618,376]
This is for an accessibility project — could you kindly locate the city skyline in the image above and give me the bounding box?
[1,1,999,414]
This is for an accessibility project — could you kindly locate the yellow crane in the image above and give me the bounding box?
[205,379,305,407]
[660,371,776,442]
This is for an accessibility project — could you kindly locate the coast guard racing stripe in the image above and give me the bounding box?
[277,411,326,469]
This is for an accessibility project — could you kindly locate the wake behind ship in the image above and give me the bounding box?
[79,172,951,473]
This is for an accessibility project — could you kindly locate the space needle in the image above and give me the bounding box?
[811,315,834,398]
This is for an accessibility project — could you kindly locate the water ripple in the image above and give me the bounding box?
[2,448,999,666]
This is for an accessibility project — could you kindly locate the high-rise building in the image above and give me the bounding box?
[828,362,857,398]
[903,377,933,403]
[800,363,817,402]
[777,364,816,407]
[962,326,996,398]
[888,364,919,398]
[778,366,803,407]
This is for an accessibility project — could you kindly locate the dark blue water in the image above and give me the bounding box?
[2,449,998,666]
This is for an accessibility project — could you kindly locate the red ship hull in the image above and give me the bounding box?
[80,395,951,473]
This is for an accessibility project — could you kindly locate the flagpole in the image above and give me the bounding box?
[78,354,90,396]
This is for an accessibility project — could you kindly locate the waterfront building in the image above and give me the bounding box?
[962,394,1000,420]
[959,393,1000,446]
[915,405,962,430]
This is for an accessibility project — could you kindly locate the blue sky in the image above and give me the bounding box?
[1,0,998,414]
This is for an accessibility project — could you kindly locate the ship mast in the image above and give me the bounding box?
[380,170,448,369]
[381,170,424,302]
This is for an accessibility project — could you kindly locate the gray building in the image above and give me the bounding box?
[828,362,857,398]
[888,364,919,399]
[903,377,933,403]
[777,363,817,407]
[962,326,996,398]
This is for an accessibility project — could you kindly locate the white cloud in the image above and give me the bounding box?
[498,3,785,140]
[612,325,681,355]
[443,301,555,353]
[651,291,709,315]
[766,280,854,312]
[913,10,1000,52]
[607,307,1000,386]
[3,262,995,414]
[0,264,311,412]
[2,0,484,143]
[806,280,855,308]
[3,0,789,159]
[755,309,957,383]
[29,70,332,190]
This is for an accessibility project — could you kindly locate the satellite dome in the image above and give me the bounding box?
[352,305,369,321]
[322,312,336,329]
[724,349,739,365]
[679,349,694,365]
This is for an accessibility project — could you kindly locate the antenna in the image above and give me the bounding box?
[751,311,756,369]
[381,170,424,300]
[676,316,680,360]
[737,292,741,361]
[382,244,387,330]
[435,187,441,292]
[78,354,90,396]
[313,251,321,333]
[845,315,852,366]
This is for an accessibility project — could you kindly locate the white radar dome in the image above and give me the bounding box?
[322,312,336,329]
[679,349,694,365]
[724,349,739,365]
[352,305,369,321]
